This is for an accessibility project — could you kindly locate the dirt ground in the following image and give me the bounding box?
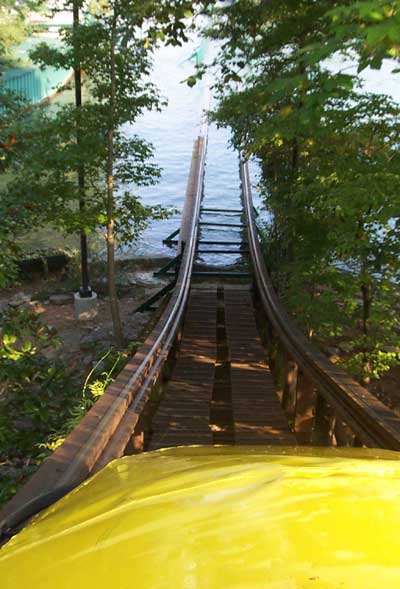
[0,259,172,381]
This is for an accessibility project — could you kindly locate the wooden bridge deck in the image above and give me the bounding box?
[149,288,217,449]
[225,288,295,445]
[149,286,295,450]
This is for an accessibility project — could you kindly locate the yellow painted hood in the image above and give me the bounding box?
[1,446,400,588]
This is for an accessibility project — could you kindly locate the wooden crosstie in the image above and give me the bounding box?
[149,286,295,450]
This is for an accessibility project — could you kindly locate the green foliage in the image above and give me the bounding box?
[328,1,400,71]
[0,0,48,288]
[2,103,168,241]
[0,306,69,455]
[201,0,400,386]
[0,0,44,66]
[0,91,34,287]
[39,342,139,453]
[0,305,76,505]
[340,346,400,382]
[0,302,140,507]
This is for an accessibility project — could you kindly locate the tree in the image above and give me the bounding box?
[327,0,400,72]
[5,0,201,345]
[197,0,400,382]
[0,0,44,67]
[0,1,49,287]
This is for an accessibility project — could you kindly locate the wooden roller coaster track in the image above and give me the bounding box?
[2,113,400,541]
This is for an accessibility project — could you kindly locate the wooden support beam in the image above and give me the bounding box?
[294,370,316,444]
[334,417,356,447]
[199,221,244,228]
[200,207,242,214]
[282,352,298,426]
[312,392,334,446]
[197,249,250,254]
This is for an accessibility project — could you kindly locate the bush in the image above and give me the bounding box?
[0,305,139,507]
[0,306,76,505]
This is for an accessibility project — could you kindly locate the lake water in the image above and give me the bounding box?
[13,32,400,262]
[122,42,400,264]
[122,40,262,265]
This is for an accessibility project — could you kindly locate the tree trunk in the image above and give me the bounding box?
[286,53,304,270]
[361,282,371,337]
[284,137,299,267]
[291,137,299,174]
[106,14,124,347]
[361,281,372,384]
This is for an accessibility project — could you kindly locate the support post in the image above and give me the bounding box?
[282,352,298,426]
[334,418,356,447]
[294,370,316,444]
[312,392,334,446]
[73,0,91,298]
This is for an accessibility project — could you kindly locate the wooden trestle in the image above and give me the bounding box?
[3,126,400,544]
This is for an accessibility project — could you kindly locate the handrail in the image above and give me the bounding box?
[0,121,208,534]
[241,159,400,450]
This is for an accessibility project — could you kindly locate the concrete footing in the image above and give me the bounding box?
[74,291,98,320]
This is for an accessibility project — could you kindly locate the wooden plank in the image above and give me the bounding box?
[148,289,217,450]
[224,288,296,446]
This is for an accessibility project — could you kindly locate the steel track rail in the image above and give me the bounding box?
[0,118,209,536]
[241,160,400,450]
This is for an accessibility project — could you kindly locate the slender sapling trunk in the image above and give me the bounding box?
[106,13,124,347]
